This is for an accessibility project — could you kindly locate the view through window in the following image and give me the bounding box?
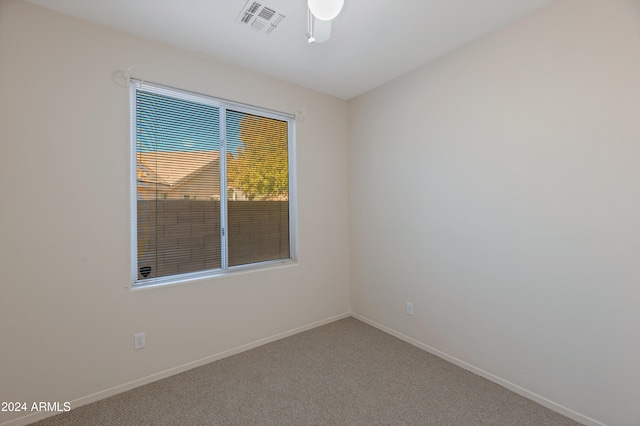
[133,83,293,285]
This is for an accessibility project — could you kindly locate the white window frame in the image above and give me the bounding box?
[130,81,297,288]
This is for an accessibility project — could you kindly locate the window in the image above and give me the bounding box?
[131,82,295,287]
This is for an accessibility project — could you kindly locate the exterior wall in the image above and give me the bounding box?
[161,162,221,200]
[137,200,221,280]
[227,201,290,266]
[136,200,289,281]
[137,159,222,201]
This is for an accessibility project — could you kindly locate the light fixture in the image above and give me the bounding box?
[306,0,344,43]
[308,0,344,21]
[306,8,316,43]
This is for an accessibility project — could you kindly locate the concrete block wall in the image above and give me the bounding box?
[227,200,290,266]
[137,200,289,281]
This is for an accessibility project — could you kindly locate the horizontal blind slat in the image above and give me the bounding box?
[136,89,222,281]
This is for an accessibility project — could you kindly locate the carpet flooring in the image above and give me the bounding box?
[31,317,583,425]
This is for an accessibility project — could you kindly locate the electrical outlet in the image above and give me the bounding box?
[406,302,414,316]
[134,332,145,350]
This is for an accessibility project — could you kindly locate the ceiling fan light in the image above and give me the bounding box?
[308,0,344,21]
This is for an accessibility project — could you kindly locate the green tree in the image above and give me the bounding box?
[227,115,288,200]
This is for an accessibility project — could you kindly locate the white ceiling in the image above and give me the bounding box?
[26,0,554,99]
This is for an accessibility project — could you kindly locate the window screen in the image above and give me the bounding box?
[226,110,290,267]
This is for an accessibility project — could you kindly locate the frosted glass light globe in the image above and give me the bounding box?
[308,0,344,21]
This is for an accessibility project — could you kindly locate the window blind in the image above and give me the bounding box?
[136,89,221,281]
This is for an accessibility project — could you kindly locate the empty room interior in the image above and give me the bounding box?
[0,0,638,425]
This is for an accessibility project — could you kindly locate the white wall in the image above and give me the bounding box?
[3,0,639,425]
[348,1,640,425]
[0,1,350,424]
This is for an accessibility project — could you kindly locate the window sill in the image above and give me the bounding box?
[129,259,298,291]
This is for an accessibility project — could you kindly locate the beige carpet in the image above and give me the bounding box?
[31,317,583,425]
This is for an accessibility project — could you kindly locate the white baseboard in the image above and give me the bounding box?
[351,313,606,426]
[3,312,605,426]
[1,312,351,426]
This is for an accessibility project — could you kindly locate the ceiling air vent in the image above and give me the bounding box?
[236,0,285,35]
